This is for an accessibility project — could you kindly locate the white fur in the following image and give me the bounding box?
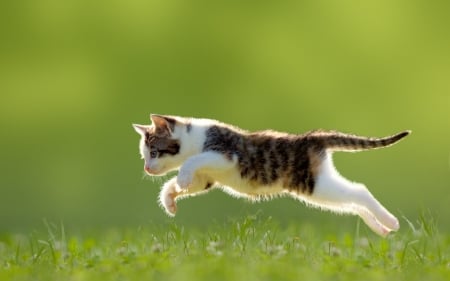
[302,153,399,236]
[134,116,399,237]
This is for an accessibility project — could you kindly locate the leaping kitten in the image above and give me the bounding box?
[133,114,410,237]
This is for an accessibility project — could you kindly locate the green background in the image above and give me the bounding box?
[0,0,449,233]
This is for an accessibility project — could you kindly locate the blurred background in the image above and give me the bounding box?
[0,0,449,233]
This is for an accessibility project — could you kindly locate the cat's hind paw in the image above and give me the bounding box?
[356,207,398,237]
[382,214,400,232]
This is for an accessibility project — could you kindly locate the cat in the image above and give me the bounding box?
[133,114,410,237]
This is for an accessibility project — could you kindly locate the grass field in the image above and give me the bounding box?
[0,213,448,281]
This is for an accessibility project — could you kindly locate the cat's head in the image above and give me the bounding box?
[133,114,184,176]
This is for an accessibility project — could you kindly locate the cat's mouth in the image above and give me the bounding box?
[144,166,158,175]
[144,166,164,175]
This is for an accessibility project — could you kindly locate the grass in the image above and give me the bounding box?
[0,213,448,281]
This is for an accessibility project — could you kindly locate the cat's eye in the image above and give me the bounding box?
[150,151,158,158]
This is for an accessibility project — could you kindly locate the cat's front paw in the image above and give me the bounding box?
[160,191,177,217]
[177,171,193,189]
[165,199,177,217]
[159,178,179,216]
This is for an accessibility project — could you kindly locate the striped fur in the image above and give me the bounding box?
[313,130,411,152]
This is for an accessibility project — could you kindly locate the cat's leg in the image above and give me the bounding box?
[159,175,214,216]
[159,177,180,216]
[310,155,399,235]
[308,178,394,236]
[349,183,399,232]
[313,177,399,236]
[353,205,391,237]
[177,151,234,189]
[296,192,390,236]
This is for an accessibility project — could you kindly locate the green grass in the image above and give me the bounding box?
[0,214,448,281]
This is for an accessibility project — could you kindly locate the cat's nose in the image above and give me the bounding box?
[144,166,153,174]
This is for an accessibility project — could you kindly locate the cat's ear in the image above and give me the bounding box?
[150,114,176,135]
[132,124,148,136]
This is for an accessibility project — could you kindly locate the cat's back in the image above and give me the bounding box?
[200,120,321,194]
[202,120,293,157]
[201,119,315,156]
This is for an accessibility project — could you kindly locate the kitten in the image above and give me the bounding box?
[133,114,410,237]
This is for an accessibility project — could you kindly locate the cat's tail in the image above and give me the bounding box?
[318,130,411,152]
